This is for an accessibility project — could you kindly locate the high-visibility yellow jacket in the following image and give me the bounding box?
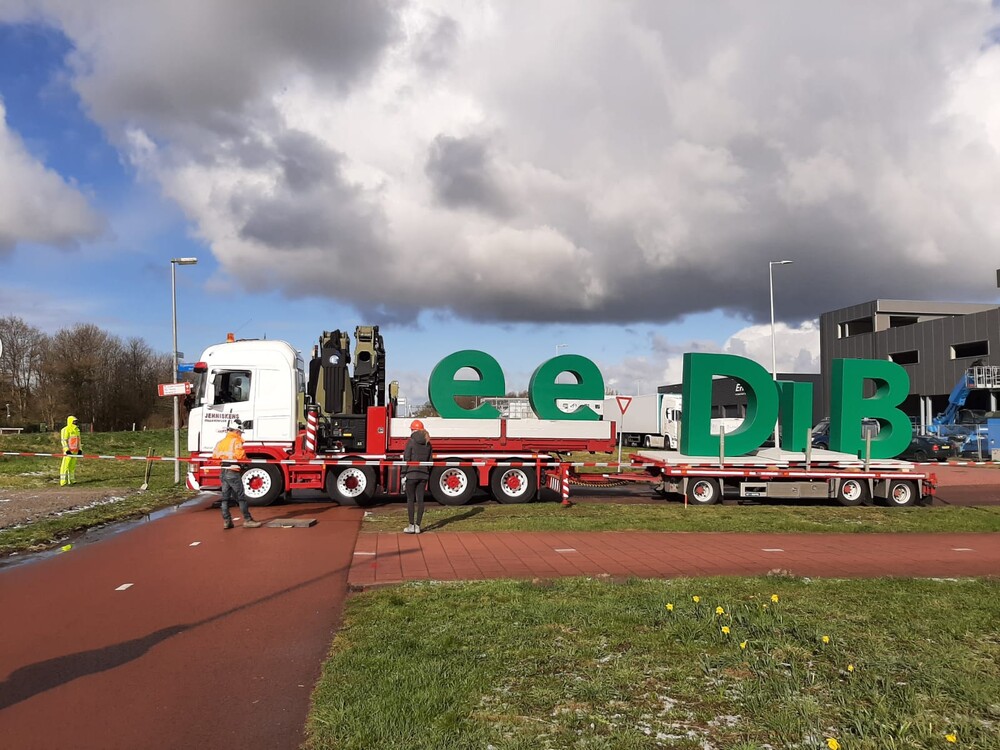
[60,417,81,454]
[212,430,247,471]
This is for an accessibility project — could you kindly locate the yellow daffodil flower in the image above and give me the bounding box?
[822,635,830,644]
[740,640,748,650]
[721,626,730,635]
[770,593,779,603]
[945,734,957,743]
[665,603,674,612]
[826,739,840,750]
[692,595,700,603]
[715,606,725,615]
[847,664,854,673]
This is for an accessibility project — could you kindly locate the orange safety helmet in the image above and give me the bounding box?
[410,419,424,431]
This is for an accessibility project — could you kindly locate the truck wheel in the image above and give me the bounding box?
[429,466,476,506]
[643,435,652,448]
[836,478,868,506]
[685,477,720,505]
[326,466,377,506]
[243,465,283,506]
[490,466,537,504]
[885,480,917,508]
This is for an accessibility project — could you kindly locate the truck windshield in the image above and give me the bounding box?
[212,370,252,405]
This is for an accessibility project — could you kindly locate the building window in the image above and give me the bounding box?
[889,350,919,365]
[951,341,989,359]
[840,317,874,337]
[888,315,919,328]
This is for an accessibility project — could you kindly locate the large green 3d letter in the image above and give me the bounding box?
[778,380,814,452]
[529,355,603,420]
[829,359,911,458]
[428,350,505,418]
[680,353,778,456]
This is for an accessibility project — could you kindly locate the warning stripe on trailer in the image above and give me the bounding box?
[0,451,622,469]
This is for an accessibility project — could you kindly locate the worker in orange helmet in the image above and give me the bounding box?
[402,419,432,534]
[212,421,262,530]
[59,415,82,486]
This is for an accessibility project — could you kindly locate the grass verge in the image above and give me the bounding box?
[307,577,1000,750]
[361,502,1000,534]
[1,428,196,554]
[0,486,193,555]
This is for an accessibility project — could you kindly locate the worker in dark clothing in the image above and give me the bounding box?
[402,419,432,534]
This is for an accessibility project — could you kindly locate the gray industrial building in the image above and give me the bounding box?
[820,299,1000,429]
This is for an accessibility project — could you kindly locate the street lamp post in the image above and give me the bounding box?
[171,257,198,484]
[768,260,793,380]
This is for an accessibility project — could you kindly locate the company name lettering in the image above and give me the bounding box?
[427,350,912,458]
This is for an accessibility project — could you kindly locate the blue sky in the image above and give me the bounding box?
[2,3,999,409]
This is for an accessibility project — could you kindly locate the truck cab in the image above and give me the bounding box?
[187,340,304,453]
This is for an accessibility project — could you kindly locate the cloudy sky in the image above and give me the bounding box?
[1,0,999,407]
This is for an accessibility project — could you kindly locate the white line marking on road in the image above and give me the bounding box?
[354,551,376,556]
[115,583,133,591]
[762,548,785,552]
[189,541,201,547]
[952,548,975,552]
[555,548,577,553]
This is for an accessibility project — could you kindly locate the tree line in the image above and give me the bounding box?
[0,315,174,432]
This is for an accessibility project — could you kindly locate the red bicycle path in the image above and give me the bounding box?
[0,499,363,750]
[1,464,998,749]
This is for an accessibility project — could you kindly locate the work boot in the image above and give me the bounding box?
[223,520,234,530]
[243,519,263,528]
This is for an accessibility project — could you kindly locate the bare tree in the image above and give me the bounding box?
[0,316,47,420]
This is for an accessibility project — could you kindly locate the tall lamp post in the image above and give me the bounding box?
[171,257,198,484]
[768,260,793,380]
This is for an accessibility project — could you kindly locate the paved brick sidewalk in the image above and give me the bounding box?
[349,531,1000,587]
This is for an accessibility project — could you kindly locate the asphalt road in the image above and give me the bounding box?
[0,499,362,750]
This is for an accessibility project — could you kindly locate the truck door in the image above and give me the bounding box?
[202,368,256,449]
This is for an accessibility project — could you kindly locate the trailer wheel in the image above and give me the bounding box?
[490,466,537,504]
[429,466,476,506]
[242,465,283,506]
[643,435,652,448]
[326,466,377,506]
[885,479,917,508]
[686,477,720,505]
[836,478,869,507]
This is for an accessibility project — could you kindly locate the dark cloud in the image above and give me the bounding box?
[425,134,513,218]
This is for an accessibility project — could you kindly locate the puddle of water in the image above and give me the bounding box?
[0,493,214,571]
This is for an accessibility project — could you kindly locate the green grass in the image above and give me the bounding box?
[0,428,195,553]
[362,502,1000,534]
[307,577,1000,750]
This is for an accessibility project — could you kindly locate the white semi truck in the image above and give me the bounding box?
[184,327,934,509]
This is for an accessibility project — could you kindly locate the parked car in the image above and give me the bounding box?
[811,418,880,450]
[897,434,955,462]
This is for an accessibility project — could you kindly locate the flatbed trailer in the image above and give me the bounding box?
[629,447,934,507]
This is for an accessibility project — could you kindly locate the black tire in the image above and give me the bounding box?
[885,479,917,508]
[490,465,537,504]
[326,465,377,506]
[242,464,284,506]
[911,449,928,462]
[643,435,652,448]
[685,477,720,505]
[429,466,477,506]
[836,478,869,507]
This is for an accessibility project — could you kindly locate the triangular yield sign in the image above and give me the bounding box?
[615,396,632,414]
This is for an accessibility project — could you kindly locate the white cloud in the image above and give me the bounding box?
[4,0,1000,326]
[0,99,105,254]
